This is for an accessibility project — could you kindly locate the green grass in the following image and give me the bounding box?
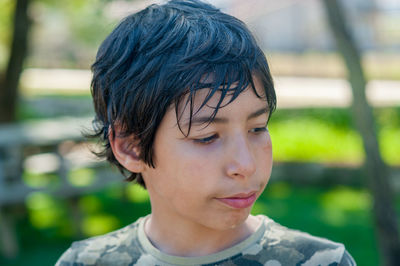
[253,182,380,266]
[270,117,365,164]
[0,183,152,266]
[0,182,392,266]
[269,107,400,166]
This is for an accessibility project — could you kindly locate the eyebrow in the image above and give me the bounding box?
[185,107,269,127]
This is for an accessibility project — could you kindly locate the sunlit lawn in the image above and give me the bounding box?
[269,107,400,166]
[254,182,379,266]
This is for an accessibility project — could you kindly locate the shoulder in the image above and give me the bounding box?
[242,216,356,265]
[55,218,145,266]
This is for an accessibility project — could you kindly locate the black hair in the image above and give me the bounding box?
[89,0,276,187]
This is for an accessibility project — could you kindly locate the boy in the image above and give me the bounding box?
[57,0,356,265]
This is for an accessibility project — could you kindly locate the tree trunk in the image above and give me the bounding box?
[322,1,400,265]
[0,0,31,123]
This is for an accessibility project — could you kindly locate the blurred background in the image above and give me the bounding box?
[0,0,399,265]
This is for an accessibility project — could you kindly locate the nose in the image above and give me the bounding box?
[225,133,256,178]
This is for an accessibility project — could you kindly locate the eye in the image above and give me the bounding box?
[193,134,218,144]
[249,127,268,134]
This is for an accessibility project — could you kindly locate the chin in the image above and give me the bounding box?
[214,209,251,230]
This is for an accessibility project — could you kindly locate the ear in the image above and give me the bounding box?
[109,129,145,173]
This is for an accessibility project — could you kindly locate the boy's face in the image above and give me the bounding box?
[142,76,272,231]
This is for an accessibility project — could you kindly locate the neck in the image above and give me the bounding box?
[144,213,260,257]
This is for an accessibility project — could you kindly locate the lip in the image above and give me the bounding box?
[216,191,257,209]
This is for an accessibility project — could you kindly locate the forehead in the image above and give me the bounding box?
[175,76,268,128]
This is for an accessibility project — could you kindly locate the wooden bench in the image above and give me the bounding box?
[0,117,119,257]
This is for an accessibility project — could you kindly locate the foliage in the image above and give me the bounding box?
[36,0,114,47]
[0,0,14,68]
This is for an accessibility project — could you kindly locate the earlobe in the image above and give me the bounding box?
[109,131,145,173]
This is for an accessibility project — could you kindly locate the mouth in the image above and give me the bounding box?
[216,191,258,209]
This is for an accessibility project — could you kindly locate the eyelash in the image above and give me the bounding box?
[193,127,268,145]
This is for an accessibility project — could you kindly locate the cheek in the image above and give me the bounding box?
[253,133,272,156]
[254,134,273,179]
[169,144,217,188]
[168,157,216,211]
[179,155,215,186]
[263,137,272,156]
[264,136,273,168]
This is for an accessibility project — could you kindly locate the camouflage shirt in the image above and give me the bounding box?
[56,215,356,266]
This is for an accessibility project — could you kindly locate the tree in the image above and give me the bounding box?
[0,0,31,123]
[322,1,400,265]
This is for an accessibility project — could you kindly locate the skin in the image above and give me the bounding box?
[111,76,273,257]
